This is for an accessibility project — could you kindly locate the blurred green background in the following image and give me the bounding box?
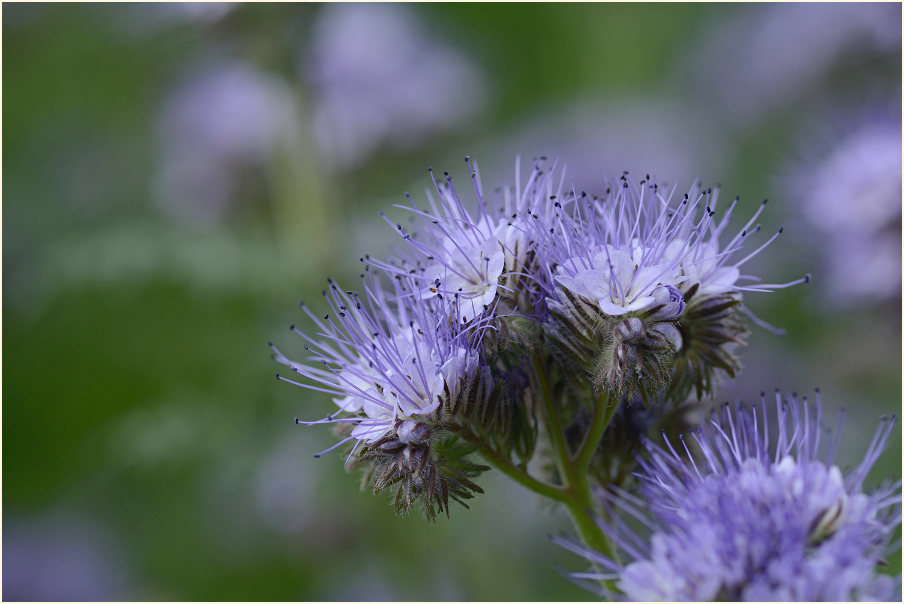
[3,2,901,600]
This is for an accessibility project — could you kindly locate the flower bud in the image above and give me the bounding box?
[593,315,677,406]
[397,420,431,445]
[668,292,748,401]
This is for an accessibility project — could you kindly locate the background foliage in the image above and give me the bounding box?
[3,3,901,600]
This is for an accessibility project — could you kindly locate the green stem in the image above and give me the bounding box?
[452,421,569,504]
[573,391,618,472]
[476,441,571,504]
[532,353,621,575]
[531,354,571,481]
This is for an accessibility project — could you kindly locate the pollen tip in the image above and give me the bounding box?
[289,324,294,331]
[804,273,811,283]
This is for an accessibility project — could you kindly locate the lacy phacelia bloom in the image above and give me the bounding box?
[535,173,807,402]
[556,391,901,601]
[537,174,807,319]
[366,157,561,322]
[271,271,484,455]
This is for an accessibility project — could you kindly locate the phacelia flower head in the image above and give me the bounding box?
[271,269,487,454]
[534,173,808,402]
[556,391,901,601]
[365,157,564,323]
[537,174,807,318]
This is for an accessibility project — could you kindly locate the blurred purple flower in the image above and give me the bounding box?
[304,4,487,169]
[556,391,901,601]
[790,112,901,305]
[485,98,730,189]
[154,61,300,224]
[686,3,901,125]
[4,513,130,601]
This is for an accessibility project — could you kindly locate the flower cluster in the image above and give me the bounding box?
[271,268,496,518]
[273,158,565,517]
[533,174,808,403]
[555,391,901,601]
[271,156,898,600]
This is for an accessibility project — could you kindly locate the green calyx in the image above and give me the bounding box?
[668,291,748,401]
[354,429,490,522]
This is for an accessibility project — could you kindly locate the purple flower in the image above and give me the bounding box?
[556,391,901,601]
[535,174,807,321]
[790,110,902,306]
[154,61,299,224]
[271,270,486,457]
[532,172,809,401]
[305,4,486,169]
[365,157,562,323]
